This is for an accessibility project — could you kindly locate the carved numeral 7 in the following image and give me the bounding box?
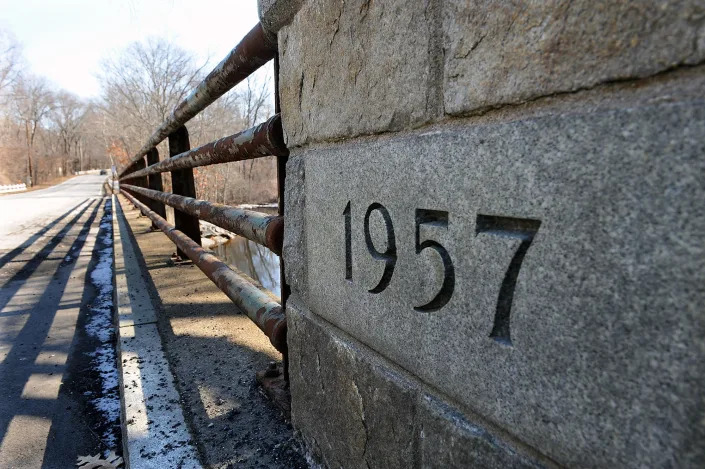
[475,215,541,346]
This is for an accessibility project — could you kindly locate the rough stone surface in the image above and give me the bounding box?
[444,0,705,115]
[278,0,442,147]
[278,0,705,144]
[258,0,305,37]
[288,296,547,469]
[283,152,306,299]
[419,395,544,469]
[291,97,705,468]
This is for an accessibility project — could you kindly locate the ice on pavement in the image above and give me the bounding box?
[86,199,121,454]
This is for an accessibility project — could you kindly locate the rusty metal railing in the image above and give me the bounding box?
[118,23,278,178]
[120,191,287,354]
[119,184,284,255]
[117,22,289,364]
[120,115,287,181]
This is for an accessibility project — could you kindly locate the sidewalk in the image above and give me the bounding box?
[114,194,307,468]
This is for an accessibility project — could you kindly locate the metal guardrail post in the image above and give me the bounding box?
[168,125,201,258]
[133,157,149,210]
[146,148,167,226]
[114,22,290,379]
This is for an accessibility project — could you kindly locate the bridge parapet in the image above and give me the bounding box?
[273,0,705,468]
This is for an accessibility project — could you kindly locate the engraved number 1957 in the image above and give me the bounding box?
[343,201,541,345]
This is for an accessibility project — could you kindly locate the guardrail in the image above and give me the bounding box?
[117,23,290,363]
[0,183,27,194]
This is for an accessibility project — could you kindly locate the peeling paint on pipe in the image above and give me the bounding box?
[120,190,287,354]
[119,23,277,177]
[121,114,287,181]
[120,183,283,255]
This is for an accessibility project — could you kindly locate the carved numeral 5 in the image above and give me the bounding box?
[414,209,455,312]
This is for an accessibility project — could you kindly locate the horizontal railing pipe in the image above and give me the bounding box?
[120,114,287,181]
[119,22,277,177]
[121,184,283,255]
[120,189,287,354]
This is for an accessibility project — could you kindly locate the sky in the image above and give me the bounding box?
[0,0,261,99]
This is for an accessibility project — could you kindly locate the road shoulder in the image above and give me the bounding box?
[114,194,307,469]
[113,195,201,468]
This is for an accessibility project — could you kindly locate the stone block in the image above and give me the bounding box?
[287,296,546,468]
[293,96,705,467]
[278,0,441,147]
[419,394,543,469]
[444,0,705,115]
[283,152,307,297]
[288,296,417,469]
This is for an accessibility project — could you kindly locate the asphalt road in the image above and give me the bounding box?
[0,176,121,468]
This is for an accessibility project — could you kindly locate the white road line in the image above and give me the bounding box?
[113,195,201,469]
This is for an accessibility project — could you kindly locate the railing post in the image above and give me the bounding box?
[133,157,149,211]
[146,148,167,229]
[168,125,201,259]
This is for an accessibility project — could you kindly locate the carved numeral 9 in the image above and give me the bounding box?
[344,202,399,292]
[363,203,397,293]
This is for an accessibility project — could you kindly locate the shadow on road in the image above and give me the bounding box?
[117,198,307,468]
[0,199,102,467]
[0,200,95,313]
[0,199,89,271]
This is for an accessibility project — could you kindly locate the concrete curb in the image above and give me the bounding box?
[112,194,202,468]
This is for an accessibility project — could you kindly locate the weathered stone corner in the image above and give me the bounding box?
[287,295,549,469]
[258,0,305,38]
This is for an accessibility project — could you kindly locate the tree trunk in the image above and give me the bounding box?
[25,121,33,187]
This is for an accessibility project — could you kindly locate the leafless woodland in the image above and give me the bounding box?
[0,28,276,204]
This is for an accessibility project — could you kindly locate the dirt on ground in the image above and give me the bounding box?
[118,197,308,469]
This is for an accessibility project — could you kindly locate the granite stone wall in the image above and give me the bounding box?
[260,1,705,467]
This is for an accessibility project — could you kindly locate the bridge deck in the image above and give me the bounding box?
[0,177,306,467]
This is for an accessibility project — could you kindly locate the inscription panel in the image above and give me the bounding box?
[298,101,705,468]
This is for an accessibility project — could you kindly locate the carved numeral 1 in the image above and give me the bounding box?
[343,201,352,280]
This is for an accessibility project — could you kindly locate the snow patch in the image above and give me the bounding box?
[85,199,120,455]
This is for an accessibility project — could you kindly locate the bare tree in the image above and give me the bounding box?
[238,72,273,193]
[0,29,22,97]
[98,38,206,155]
[191,70,274,204]
[238,73,271,128]
[13,75,54,186]
[0,29,113,185]
[97,38,276,205]
[48,91,89,172]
